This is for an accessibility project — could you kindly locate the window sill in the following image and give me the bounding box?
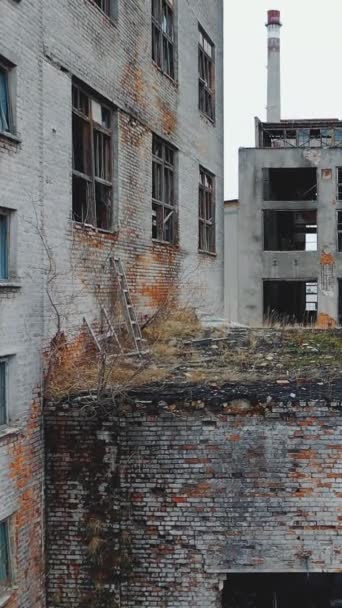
[152,238,179,248]
[199,111,216,127]
[73,221,117,236]
[0,588,18,608]
[198,249,217,257]
[0,280,21,289]
[152,61,178,88]
[0,426,20,441]
[0,131,21,145]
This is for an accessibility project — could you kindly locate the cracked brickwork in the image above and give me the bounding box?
[45,386,342,608]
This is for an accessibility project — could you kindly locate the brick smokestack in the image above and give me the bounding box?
[266,9,282,122]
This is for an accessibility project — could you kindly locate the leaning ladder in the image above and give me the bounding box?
[113,257,144,354]
[83,305,123,355]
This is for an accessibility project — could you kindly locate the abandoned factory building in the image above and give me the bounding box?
[0,0,223,606]
[225,10,342,328]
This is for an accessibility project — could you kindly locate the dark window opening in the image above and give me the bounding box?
[199,26,215,121]
[91,0,111,16]
[339,280,342,326]
[222,574,342,608]
[264,210,317,251]
[152,134,176,243]
[263,168,317,201]
[72,84,113,230]
[0,519,10,588]
[337,168,342,201]
[152,0,175,79]
[0,65,13,134]
[199,167,215,253]
[264,280,318,325]
[0,212,8,280]
[338,211,342,252]
[0,360,7,427]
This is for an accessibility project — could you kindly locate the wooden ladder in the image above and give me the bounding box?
[113,257,146,355]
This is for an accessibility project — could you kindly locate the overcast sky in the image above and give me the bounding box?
[224,0,342,199]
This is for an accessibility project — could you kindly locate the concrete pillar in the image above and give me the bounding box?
[266,10,282,122]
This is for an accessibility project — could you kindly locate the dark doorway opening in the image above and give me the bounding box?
[263,168,317,201]
[264,210,317,251]
[264,280,318,325]
[222,573,342,608]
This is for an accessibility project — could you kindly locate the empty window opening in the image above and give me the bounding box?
[199,167,215,253]
[152,135,176,244]
[262,127,335,148]
[222,574,342,608]
[338,211,342,252]
[264,210,317,251]
[72,84,113,230]
[263,168,317,201]
[0,211,8,280]
[152,0,175,79]
[198,26,215,121]
[264,280,318,325]
[337,168,342,201]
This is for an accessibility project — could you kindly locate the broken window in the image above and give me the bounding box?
[337,168,342,201]
[222,574,342,608]
[72,84,113,230]
[152,0,175,79]
[0,211,8,280]
[264,280,318,325]
[0,63,13,134]
[152,134,176,243]
[264,210,317,251]
[337,211,342,252]
[199,167,215,253]
[0,518,10,589]
[198,26,215,121]
[263,168,317,201]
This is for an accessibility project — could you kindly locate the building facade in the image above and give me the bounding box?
[225,10,342,327]
[238,118,342,327]
[0,1,224,606]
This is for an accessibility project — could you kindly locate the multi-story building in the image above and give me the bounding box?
[226,10,342,327]
[0,0,223,606]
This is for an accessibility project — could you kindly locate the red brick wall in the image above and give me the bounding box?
[45,389,342,608]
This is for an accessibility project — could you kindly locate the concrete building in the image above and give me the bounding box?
[0,1,223,606]
[226,10,342,327]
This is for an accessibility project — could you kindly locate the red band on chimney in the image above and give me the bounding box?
[267,10,281,25]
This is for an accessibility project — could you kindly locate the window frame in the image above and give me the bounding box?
[0,358,8,429]
[198,166,216,254]
[72,83,114,231]
[0,518,11,592]
[0,210,9,281]
[151,0,176,80]
[152,134,177,244]
[198,25,215,122]
[337,168,342,201]
[0,60,14,136]
[337,210,342,252]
